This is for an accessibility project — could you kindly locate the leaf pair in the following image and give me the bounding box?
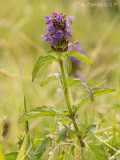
[74,87,115,113]
[18,88,115,124]
[67,77,94,101]
[32,51,92,82]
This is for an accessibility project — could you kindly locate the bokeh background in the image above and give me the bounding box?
[0,0,120,152]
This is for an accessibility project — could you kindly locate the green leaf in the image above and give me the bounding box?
[18,106,63,123]
[16,134,28,160]
[32,54,58,82]
[41,72,61,86]
[67,77,94,101]
[5,152,18,160]
[75,94,89,109]
[69,131,83,136]
[0,147,5,160]
[64,55,72,75]
[75,88,115,111]
[92,87,115,97]
[67,51,92,65]
[79,124,87,135]
[81,142,108,160]
[5,152,28,160]
[67,77,83,88]
[59,128,67,141]
[27,151,35,160]
[34,137,50,159]
[87,125,96,140]
[87,125,96,133]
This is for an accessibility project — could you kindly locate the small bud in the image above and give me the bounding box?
[57,48,63,52]
[63,46,68,52]
[61,40,69,45]
[54,12,57,17]
[51,46,56,51]
[62,14,66,19]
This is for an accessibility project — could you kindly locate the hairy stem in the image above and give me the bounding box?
[59,59,85,148]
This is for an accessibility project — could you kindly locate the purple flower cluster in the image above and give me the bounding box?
[41,12,75,52]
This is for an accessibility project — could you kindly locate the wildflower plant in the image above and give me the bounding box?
[18,12,115,160]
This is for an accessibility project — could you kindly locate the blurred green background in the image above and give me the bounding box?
[0,0,120,152]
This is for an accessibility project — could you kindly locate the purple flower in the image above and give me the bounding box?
[41,12,75,52]
[68,40,84,54]
[41,34,50,43]
[68,41,79,47]
[68,41,84,63]
[67,16,75,25]
[69,56,80,64]
[50,38,58,46]
[65,29,73,38]
[51,12,57,18]
[46,19,52,25]
[41,35,47,38]
[44,16,52,25]
[53,30,64,39]
[55,14,63,22]
[44,16,49,19]
[41,33,50,43]
[56,30,63,34]
[44,26,55,32]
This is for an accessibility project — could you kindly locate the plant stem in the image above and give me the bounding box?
[24,96,30,145]
[59,59,85,148]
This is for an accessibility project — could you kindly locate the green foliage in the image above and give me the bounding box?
[34,137,50,159]
[74,88,115,111]
[18,106,64,123]
[67,77,83,88]
[66,51,92,65]
[81,142,108,160]
[69,130,83,136]
[67,77,94,101]
[5,152,18,160]
[41,72,61,86]
[16,134,28,160]
[59,127,67,141]
[69,124,96,139]
[87,125,96,133]
[32,54,58,82]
